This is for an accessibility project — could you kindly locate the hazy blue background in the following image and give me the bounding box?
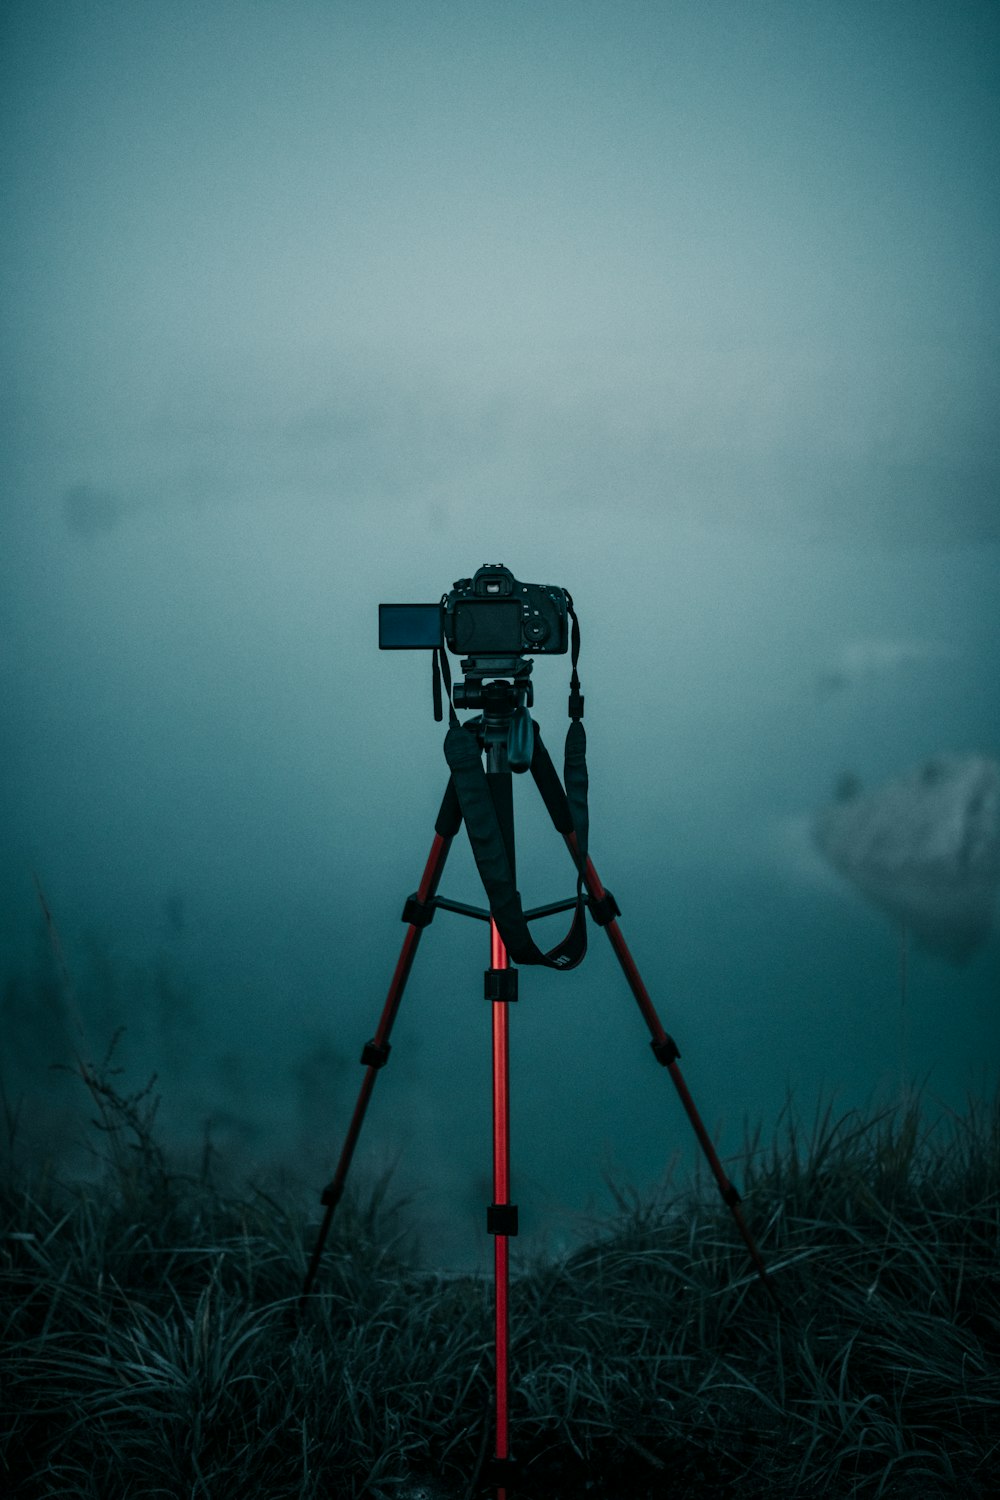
[2,0,997,1267]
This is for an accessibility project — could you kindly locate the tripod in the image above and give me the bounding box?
[301,673,779,1498]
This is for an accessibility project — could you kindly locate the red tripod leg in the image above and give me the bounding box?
[485,917,518,1500]
[566,833,782,1311]
[300,826,454,1303]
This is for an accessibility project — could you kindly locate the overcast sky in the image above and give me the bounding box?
[3,0,998,546]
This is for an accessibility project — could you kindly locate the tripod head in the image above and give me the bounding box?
[454,660,535,772]
[452,654,533,710]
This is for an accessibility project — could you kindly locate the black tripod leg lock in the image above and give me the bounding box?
[360,1038,391,1069]
[402,893,436,928]
[320,1179,344,1209]
[485,967,519,1002]
[651,1033,680,1066]
[588,888,620,927]
[487,1203,519,1236]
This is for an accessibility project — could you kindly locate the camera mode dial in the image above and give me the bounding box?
[523,612,551,644]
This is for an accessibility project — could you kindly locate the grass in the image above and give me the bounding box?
[1,1056,997,1499]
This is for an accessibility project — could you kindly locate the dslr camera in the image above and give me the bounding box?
[380,563,569,659]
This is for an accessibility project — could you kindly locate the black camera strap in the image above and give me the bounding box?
[443,719,588,969]
[441,599,589,970]
[564,595,588,859]
[432,592,452,724]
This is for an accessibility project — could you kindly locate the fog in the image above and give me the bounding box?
[2,0,997,1267]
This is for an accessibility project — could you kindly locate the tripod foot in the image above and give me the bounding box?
[481,1454,520,1494]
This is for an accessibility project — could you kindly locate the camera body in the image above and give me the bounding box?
[445,565,568,656]
[378,563,569,658]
